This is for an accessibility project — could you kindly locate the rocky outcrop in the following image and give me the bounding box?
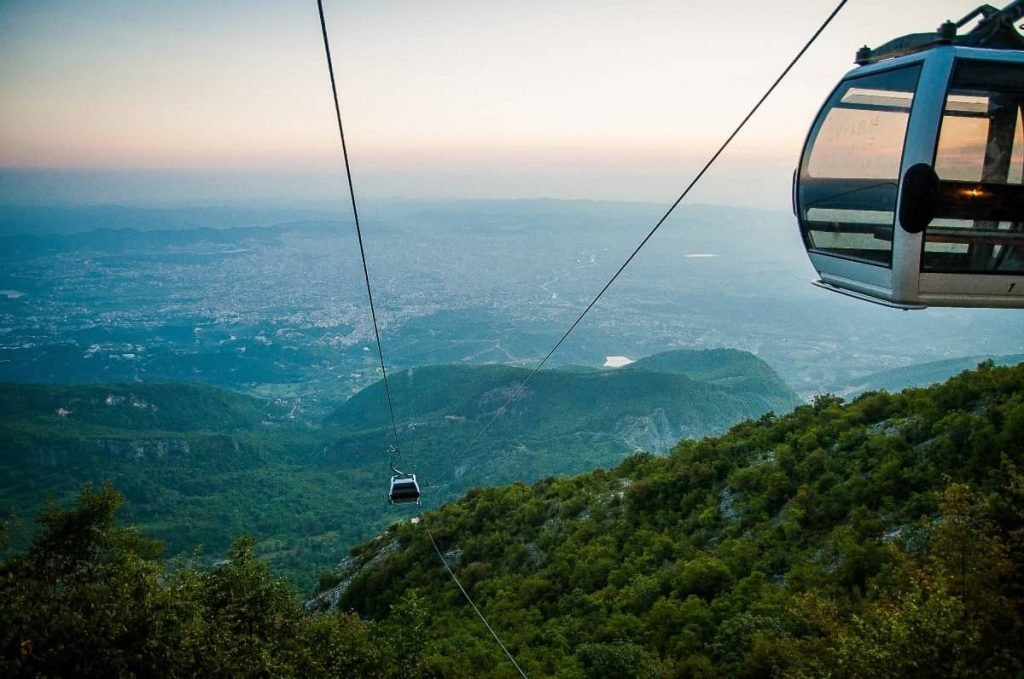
[614,408,686,454]
[306,536,402,612]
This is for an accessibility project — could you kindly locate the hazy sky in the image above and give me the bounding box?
[0,0,992,207]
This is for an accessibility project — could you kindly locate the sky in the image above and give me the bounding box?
[0,0,1000,209]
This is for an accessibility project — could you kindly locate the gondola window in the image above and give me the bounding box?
[924,61,1024,274]
[799,65,922,266]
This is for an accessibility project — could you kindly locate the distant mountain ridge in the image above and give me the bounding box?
[827,353,1024,397]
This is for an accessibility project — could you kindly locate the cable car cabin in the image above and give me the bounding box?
[389,473,421,505]
[795,3,1024,308]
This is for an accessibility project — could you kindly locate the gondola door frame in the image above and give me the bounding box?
[891,47,955,305]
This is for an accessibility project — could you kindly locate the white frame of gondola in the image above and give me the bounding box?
[798,45,1024,309]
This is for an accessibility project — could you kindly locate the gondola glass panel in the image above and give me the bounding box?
[924,60,1024,274]
[798,65,922,266]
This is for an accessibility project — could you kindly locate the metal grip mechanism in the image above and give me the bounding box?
[855,0,1024,65]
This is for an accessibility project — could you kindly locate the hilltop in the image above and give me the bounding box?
[327,348,799,487]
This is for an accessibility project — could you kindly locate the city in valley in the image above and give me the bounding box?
[3,200,1020,421]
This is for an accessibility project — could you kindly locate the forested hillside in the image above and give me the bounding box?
[0,382,349,585]
[0,350,796,588]
[319,359,1024,676]
[329,349,799,487]
[3,361,1022,676]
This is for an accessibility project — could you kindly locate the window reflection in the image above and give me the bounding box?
[924,60,1024,274]
[799,66,921,266]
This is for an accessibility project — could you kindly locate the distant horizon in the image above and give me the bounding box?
[0,164,799,213]
[0,188,794,238]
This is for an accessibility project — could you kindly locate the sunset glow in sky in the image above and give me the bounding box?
[0,0,994,207]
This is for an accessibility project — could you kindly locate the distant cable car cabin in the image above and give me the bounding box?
[385,442,420,505]
[389,471,421,505]
[795,1,1024,308]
